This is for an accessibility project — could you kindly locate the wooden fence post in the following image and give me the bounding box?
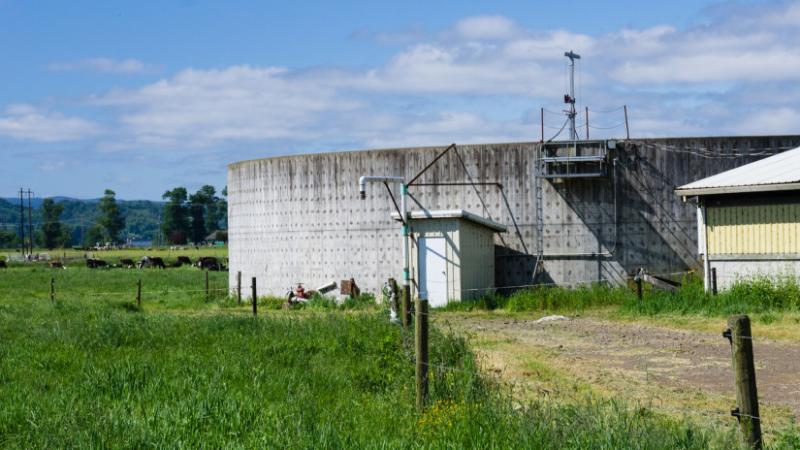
[415,297,429,411]
[251,277,257,317]
[636,276,643,304]
[50,277,55,302]
[712,267,718,296]
[137,279,142,309]
[237,271,242,304]
[205,270,210,302]
[725,315,762,449]
[634,268,643,305]
[624,105,630,140]
[401,285,411,330]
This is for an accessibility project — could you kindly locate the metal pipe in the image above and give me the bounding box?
[358,175,410,321]
[400,184,409,287]
[359,176,404,199]
[542,252,612,258]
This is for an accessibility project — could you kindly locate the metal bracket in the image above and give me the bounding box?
[723,329,732,344]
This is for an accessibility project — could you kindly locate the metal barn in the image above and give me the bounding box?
[675,146,800,290]
[399,210,506,307]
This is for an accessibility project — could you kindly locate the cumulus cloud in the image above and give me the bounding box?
[48,57,155,74]
[0,104,99,142]
[7,3,800,151]
[93,66,362,147]
[452,15,518,40]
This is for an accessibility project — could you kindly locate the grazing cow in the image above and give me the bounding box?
[196,256,224,271]
[49,261,65,269]
[138,256,166,269]
[177,256,192,266]
[86,258,108,269]
[0,260,6,269]
[120,258,136,268]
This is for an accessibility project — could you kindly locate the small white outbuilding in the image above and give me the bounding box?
[394,210,506,307]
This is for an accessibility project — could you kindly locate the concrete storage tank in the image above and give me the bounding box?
[228,136,800,299]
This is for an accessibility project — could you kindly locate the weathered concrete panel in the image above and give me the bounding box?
[228,136,800,297]
[710,257,800,289]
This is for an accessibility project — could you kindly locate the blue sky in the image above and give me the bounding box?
[0,0,797,200]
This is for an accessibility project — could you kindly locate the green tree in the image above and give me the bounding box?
[83,224,105,248]
[187,185,226,243]
[98,190,126,244]
[198,185,220,235]
[0,230,19,249]
[40,199,66,249]
[188,186,212,243]
[188,198,206,243]
[162,188,190,245]
[215,186,228,231]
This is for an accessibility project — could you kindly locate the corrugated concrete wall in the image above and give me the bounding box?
[228,135,800,297]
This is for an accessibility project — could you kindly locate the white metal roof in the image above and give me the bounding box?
[675,146,800,196]
[391,209,507,232]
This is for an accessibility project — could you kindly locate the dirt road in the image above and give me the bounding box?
[443,314,800,426]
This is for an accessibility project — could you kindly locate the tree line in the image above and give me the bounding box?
[0,185,227,250]
[161,185,227,245]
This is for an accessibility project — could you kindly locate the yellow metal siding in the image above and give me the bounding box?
[707,204,800,255]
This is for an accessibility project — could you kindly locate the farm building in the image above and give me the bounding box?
[228,135,800,299]
[675,145,800,291]
[397,210,506,306]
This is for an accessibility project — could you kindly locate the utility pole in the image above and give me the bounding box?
[27,189,33,254]
[19,188,24,255]
[564,50,581,141]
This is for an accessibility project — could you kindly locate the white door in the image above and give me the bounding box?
[419,237,448,307]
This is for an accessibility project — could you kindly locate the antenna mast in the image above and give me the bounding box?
[564,50,581,140]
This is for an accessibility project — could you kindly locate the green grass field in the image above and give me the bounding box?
[0,264,756,449]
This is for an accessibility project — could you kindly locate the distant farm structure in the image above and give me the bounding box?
[228,135,800,298]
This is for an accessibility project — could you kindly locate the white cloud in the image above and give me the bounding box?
[10,3,800,151]
[453,15,518,40]
[734,107,800,135]
[0,105,99,142]
[48,57,155,74]
[94,65,361,147]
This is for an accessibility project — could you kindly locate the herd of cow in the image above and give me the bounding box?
[40,256,226,271]
[87,256,225,270]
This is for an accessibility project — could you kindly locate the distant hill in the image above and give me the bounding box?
[0,197,163,245]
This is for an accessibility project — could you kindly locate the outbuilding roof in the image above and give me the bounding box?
[675,145,800,196]
[391,209,507,232]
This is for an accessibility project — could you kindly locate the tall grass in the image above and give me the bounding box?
[439,276,800,317]
[623,276,800,316]
[0,267,746,448]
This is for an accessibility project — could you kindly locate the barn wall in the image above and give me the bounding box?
[228,135,800,297]
[707,203,800,255]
